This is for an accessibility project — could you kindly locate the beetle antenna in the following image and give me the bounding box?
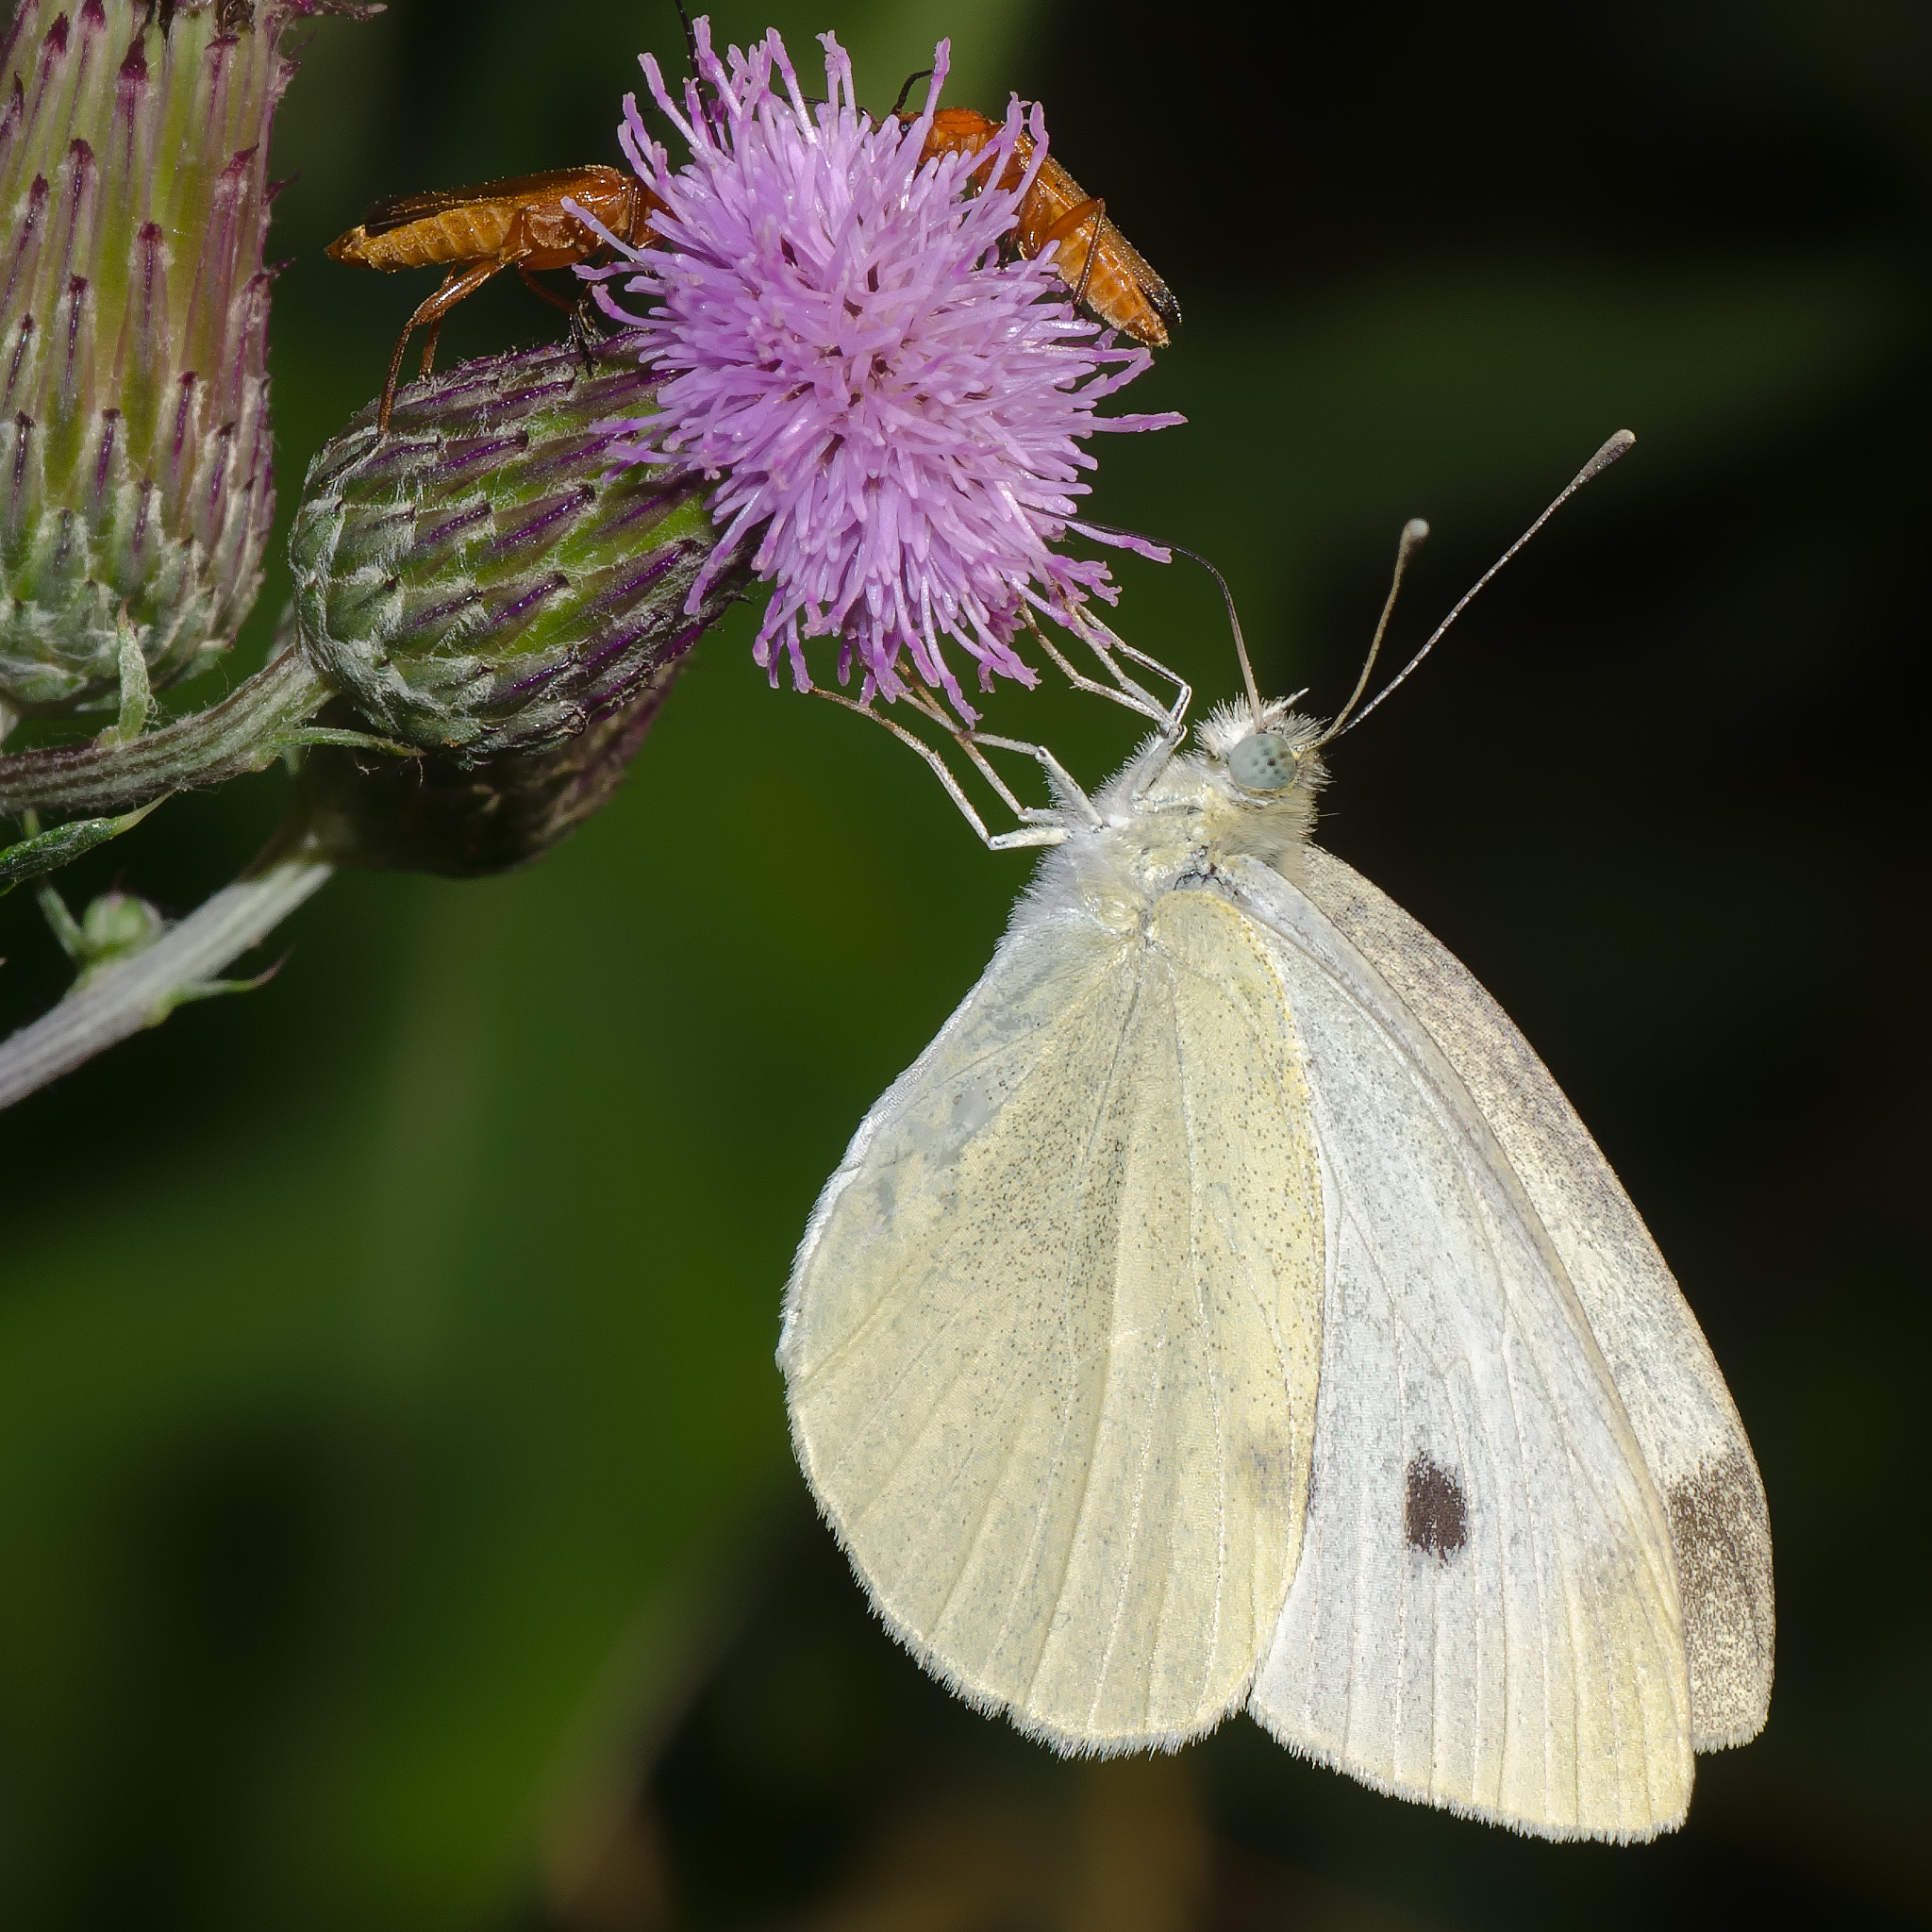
[1330,429,1636,741]
[891,67,936,117]
[672,0,727,134]
[1313,518,1429,746]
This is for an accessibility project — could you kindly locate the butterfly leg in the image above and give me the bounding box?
[1044,608,1193,780]
[964,730,1105,830]
[894,684,1104,835]
[811,690,1070,851]
[1020,609,1169,728]
[1053,611,1192,802]
[1116,636,1192,797]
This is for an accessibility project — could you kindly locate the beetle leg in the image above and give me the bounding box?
[416,324,440,377]
[413,262,495,376]
[509,265,608,376]
[568,286,624,375]
[514,264,578,315]
[412,264,486,381]
[379,258,501,434]
[1073,206,1105,309]
[1039,195,1107,308]
[506,260,594,373]
[572,325,595,379]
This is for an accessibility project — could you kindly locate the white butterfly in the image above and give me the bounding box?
[777,451,1772,1842]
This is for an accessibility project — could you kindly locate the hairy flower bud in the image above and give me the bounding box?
[290,338,742,763]
[0,0,349,715]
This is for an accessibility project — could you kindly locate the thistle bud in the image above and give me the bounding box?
[290,338,743,763]
[291,663,684,878]
[0,0,346,716]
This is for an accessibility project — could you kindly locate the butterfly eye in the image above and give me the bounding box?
[1227,731,1300,793]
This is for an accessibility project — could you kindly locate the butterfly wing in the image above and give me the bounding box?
[779,891,1324,1752]
[1231,861,1695,1840]
[1296,844,1773,1750]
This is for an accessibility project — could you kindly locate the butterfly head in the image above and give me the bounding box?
[1199,698,1327,797]
[1165,697,1330,877]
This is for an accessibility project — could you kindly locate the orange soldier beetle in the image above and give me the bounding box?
[326,165,666,433]
[328,81,1176,433]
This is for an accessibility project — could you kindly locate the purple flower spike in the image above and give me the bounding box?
[584,18,1180,716]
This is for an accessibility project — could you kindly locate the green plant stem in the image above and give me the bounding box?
[0,649,335,818]
[0,841,333,1110]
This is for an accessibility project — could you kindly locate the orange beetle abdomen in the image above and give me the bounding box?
[328,202,520,272]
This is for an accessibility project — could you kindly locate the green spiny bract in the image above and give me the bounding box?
[291,339,743,764]
[0,0,341,716]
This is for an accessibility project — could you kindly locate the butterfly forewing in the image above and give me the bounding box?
[1235,859,1695,1840]
[781,892,1324,1750]
[1296,846,1774,1750]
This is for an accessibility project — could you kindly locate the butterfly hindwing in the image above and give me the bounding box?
[780,893,1324,1752]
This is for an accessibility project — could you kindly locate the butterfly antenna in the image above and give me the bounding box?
[1066,517,1264,731]
[1158,544,1267,730]
[1161,543,1264,732]
[1314,517,1430,747]
[1330,429,1636,741]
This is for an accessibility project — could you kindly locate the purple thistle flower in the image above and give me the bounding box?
[581,18,1180,717]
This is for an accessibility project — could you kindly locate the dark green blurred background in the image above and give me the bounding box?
[1,0,1925,1924]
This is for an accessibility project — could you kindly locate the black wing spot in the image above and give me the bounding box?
[1405,1452,1468,1560]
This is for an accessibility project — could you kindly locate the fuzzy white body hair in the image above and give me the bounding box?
[1016,702,1329,939]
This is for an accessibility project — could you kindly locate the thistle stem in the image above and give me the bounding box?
[0,842,333,1111]
[0,649,334,818]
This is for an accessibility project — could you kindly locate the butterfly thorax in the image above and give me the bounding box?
[1020,703,1329,941]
